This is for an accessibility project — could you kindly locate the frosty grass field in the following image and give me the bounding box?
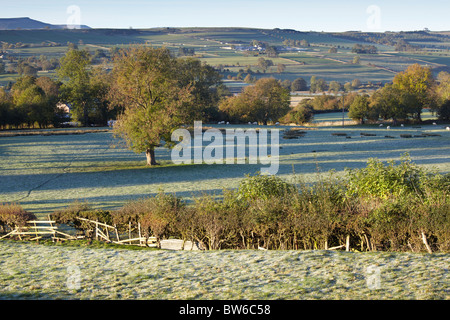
[1,240,449,300]
[0,114,449,300]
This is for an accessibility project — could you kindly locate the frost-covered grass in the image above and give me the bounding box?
[311,109,437,123]
[0,241,448,300]
[0,123,449,217]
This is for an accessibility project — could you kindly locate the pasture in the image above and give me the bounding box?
[0,119,448,217]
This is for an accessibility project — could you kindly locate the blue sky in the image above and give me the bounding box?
[2,0,449,31]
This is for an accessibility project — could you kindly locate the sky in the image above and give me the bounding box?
[1,0,449,32]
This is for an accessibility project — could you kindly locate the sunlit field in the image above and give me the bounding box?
[311,109,437,123]
[0,119,448,217]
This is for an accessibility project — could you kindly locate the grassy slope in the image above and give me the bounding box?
[0,240,448,300]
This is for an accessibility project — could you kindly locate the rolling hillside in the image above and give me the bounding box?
[0,17,90,30]
[1,23,450,87]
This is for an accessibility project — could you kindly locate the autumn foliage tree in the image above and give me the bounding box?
[291,77,307,91]
[281,100,314,124]
[175,57,225,122]
[109,46,223,166]
[435,71,450,120]
[219,78,290,125]
[392,63,436,122]
[109,46,195,166]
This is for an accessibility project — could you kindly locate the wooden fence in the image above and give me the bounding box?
[0,219,79,242]
[0,217,157,247]
[75,217,157,247]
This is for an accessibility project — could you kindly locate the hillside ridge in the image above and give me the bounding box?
[0,17,90,30]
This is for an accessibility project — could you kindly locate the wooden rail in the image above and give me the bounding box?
[1,217,159,248]
[74,217,157,247]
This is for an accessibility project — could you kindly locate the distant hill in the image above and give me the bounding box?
[0,25,449,87]
[0,17,90,30]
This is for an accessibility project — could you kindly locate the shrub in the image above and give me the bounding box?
[343,162,450,252]
[236,173,296,202]
[246,195,289,249]
[110,193,184,246]
[138,192,183,243]
[173,206,199,246]
[218,189,249,249]
[192,193,240,250]
[52,201,112,235]
[281,103,313,124]
[364,198,410,251]
[345,153,425,199]
[111,199,145,232]
[421,172,450,193]
[407,186,450,252]
[289,176,346,250]
[0,203,36,231]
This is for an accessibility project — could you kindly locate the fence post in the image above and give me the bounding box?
[138,222,142,246]
[114,225,120,242]
[33,221,38,240]
[421,231,433,254]
[128,221,132,240]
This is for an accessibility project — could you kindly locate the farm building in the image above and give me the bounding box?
[56,102,71,115]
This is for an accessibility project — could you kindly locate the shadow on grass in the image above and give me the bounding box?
[17,187,226,216]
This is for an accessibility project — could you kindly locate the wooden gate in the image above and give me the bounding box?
[0,219,77,241]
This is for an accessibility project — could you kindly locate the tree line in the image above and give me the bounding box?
[348,64,450,124]
[287,64,450,125]
[332,30,450,52]
[0,46,227,130]
[0,55,60,77]
[285,64,450,124]
[0,76,64,129]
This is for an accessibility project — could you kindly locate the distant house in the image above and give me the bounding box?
[107,120,117,127]
[56,102,71,118]
[235,45,263,52]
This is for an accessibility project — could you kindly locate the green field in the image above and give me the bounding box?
[0,121,449,217]
[2,27,450,87]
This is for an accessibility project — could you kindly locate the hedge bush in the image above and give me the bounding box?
[52,201,112,237]
[0,203,36,232]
